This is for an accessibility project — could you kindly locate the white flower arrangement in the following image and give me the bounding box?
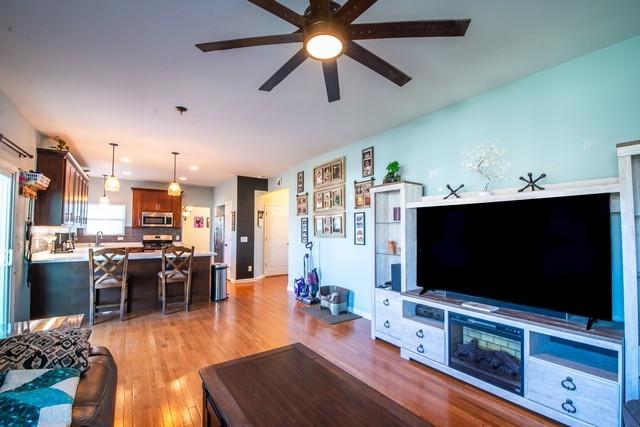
[462,143,510,192]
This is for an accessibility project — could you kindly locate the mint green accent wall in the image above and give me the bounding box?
[272,35,640,318]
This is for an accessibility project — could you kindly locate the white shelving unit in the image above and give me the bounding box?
[370,182,423,346]
[617,140,640,400]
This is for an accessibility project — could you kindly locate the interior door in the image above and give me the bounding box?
[0,169,14,324]
[264,204,288,276]
[182,207,211,252]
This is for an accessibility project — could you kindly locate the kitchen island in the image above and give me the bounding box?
[30,245,215,320]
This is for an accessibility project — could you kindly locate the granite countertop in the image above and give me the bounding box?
[31,242,215,264]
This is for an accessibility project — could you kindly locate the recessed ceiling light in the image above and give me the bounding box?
[123,171,132,176]
[121,157,132,163]
[188,165,199,171]
[179,176,187,181]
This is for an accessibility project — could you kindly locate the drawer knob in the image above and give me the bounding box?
[383,320,390,328]
[383,298,389,306]
[561,399,576,414]
[417,344,425,354]
[416,329,424,338]
[561,377,576,391]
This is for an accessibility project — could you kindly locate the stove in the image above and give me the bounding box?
[142,234,174,252]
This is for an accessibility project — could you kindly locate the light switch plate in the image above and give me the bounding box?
[240,236,248,243]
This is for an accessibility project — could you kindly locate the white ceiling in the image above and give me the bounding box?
[1,0,639,186]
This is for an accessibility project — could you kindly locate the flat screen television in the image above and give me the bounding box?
[416,194,612,321]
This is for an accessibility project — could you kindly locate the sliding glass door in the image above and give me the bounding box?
[0,169,14,324]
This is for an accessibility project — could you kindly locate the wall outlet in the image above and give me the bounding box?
[248,265,252,272]
[175,235,180,241]
[240,236,248,243]
[117,236,124,241]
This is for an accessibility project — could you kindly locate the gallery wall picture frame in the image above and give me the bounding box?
[313,184,345,213]
[354,178,374,208]
[296,193,309,216]
[297,171,304,193]
[362,146,374,177]
[354,212,366,245]
[313,212,346,238]
[313,157,345,189]
[301,217,309,244]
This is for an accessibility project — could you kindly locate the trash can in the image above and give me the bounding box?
[211,263,228,301]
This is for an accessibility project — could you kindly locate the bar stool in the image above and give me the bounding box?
[88,247,130,325]
[157,246,194,315]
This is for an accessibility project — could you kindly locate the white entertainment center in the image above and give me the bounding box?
[370,176,631,427]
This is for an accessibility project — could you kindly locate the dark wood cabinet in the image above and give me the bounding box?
[131,187,182,228]
[34,148,89,228]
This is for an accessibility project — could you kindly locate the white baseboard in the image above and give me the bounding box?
[230,278,258,284]
[351,307,371,320]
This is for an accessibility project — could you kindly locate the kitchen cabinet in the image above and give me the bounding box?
[131,187,182,228]
[34,148,89,228]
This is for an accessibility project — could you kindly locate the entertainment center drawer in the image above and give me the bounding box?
[527,357,619,426]
[375,314,401,339]
[401,319,445,364]
[375,289,401,311]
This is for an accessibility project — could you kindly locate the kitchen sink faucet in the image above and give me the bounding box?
[96,231,104,247]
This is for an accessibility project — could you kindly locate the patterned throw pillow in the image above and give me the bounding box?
[0,328,91,373]
[0,368,81,426]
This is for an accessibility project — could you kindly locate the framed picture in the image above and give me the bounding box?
[301,217,309,244]
[314,212,346,238]
[194,216,205,228]
[362,146,374,177]
[297,171,304,193]
[313,157,345,189]
[296,193,308,216]
[354,178,374,208]
[313,185,345,213]
[354,212,365,245]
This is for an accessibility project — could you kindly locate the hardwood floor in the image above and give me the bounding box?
[90,275,558,427]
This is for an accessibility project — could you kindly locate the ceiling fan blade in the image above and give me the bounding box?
[347,19,471,40]
[333,0,378,25]
[248,0,308,28]
[322,60,340,103]
[259,49,308,92]
[309,0,331,19]
[196,33,303,52]
[345,41,411,87]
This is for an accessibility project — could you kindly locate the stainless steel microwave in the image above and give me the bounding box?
[141,212,173,227]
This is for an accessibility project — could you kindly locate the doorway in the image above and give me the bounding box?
[263,189,289,277]
[182,206,211,252]
[0,168,15,324]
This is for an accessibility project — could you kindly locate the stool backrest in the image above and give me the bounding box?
[161,246,194,277]
[89,247,129,286]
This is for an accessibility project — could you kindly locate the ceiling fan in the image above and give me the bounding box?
[196,0,471,102]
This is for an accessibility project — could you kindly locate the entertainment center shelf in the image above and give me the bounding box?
[407,178,620,209]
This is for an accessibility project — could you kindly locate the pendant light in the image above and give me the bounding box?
[99,175,110,205]
[168,152,181,196]
[104,143,120,192]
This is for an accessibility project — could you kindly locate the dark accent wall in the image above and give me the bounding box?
[236,176,268,280]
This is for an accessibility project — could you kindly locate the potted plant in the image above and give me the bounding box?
[462,143,509,195]
[383,161,401,183]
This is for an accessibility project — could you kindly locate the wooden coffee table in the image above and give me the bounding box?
[200,343,431,427]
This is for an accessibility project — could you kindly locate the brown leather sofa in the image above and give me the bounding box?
[72,347,117,427]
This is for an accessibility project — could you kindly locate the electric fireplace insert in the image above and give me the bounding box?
[449,313,524,395]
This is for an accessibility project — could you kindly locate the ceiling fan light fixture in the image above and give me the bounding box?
[304,22,345,60]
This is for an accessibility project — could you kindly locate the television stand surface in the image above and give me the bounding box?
[461,301,499,312]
